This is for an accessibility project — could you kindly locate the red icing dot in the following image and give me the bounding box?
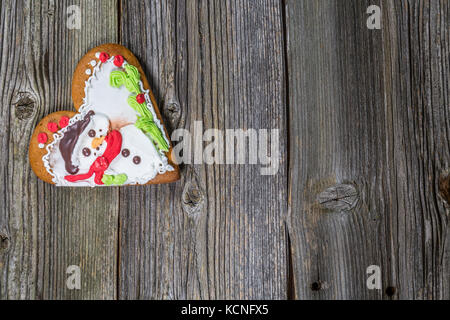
[59,116,69,128]
[99,52,109,63]
[47,122,58,133]
[136,93,145,104]
[37,132,48,144]
[114,55,124,67]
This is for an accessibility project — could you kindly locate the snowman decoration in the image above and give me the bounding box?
[44,52,173,186]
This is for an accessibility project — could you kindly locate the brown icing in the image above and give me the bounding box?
[133,156,141,164]
[59,111,94,174]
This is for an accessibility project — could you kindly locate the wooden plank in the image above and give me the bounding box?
[118,0,288,299]
[286,0,449,299]
[0,0,119,299]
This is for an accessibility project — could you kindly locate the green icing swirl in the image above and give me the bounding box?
[102,174,128,186]
[101,174,115,185]
[110,71,126,88]
[109,62,169,153]
[124,64,140,83]
[113,174,128,185]
[128,95,152,119]
[135,117,169,152]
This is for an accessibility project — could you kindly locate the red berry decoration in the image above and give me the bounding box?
[136,93,145,104]
[37,132,48,144]
[113,55,124,67]
[47,122,58,133]
[59,116,69,128]
[99,52,109,63]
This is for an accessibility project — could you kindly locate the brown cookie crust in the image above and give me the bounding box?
[29,111,77,184]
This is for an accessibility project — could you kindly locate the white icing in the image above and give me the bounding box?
[85,69,91,75]
[42,56,173,187]
[95,52,100,59]
[72,114,109,172]
[38,143,44,149]
[84,60,139,127]
[106,125,172,184]
[90,60,97,67]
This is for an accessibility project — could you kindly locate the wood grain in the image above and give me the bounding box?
[118,0,288,299]
[286,0,449,299]
[1,0,448,300]
[0,0,119,299]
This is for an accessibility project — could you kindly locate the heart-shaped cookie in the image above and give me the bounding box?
[29,44,180,186]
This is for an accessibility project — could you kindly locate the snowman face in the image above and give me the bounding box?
[72,113,110,172]
[107,124,164,183]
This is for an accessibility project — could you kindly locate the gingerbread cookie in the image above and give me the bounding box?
[29,44,180,186]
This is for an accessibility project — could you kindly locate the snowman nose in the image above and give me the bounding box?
[91,136,105,149]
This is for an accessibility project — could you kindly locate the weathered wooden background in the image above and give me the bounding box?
[0,0,448,300]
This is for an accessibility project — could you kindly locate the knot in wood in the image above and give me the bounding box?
[182,181,204,217]
[13,92,35,120]
[163,85,182,130]
[318,183,358,211]
[163,101,181,130]
[0,232,10,253]
[438,172,450,205]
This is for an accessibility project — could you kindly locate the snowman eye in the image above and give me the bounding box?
[82,148,91,157]
[121,149,130,157]
[133,156,141,165]
[88,129,96,137]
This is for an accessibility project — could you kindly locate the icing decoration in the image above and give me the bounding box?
[133,156,141,164]
[106,124,169,184]
[59,111,94,174]
[95,52,100,59]
[136,93,145,104]
[85,69,92,75]
[110,65,141,94]
[91,136,105,149]
[90,60,97,67]
[42,55,173,187]
[102,173,128,186]
[65,130,122,185]
[113,55,124,67]
[121,149,130,157]
[82,147,91,156]
[47,122,58,133]
[99,52,109,63]
[59,116,70,128]
[108,63,168,151]
[38,143,45,149]
[37,132,48,144]
[101,174,114,185]
[135,117,169,152]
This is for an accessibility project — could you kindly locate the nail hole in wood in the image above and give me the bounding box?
[311,281,321,291]
[318,183,358,211]
[385,286,396,297]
